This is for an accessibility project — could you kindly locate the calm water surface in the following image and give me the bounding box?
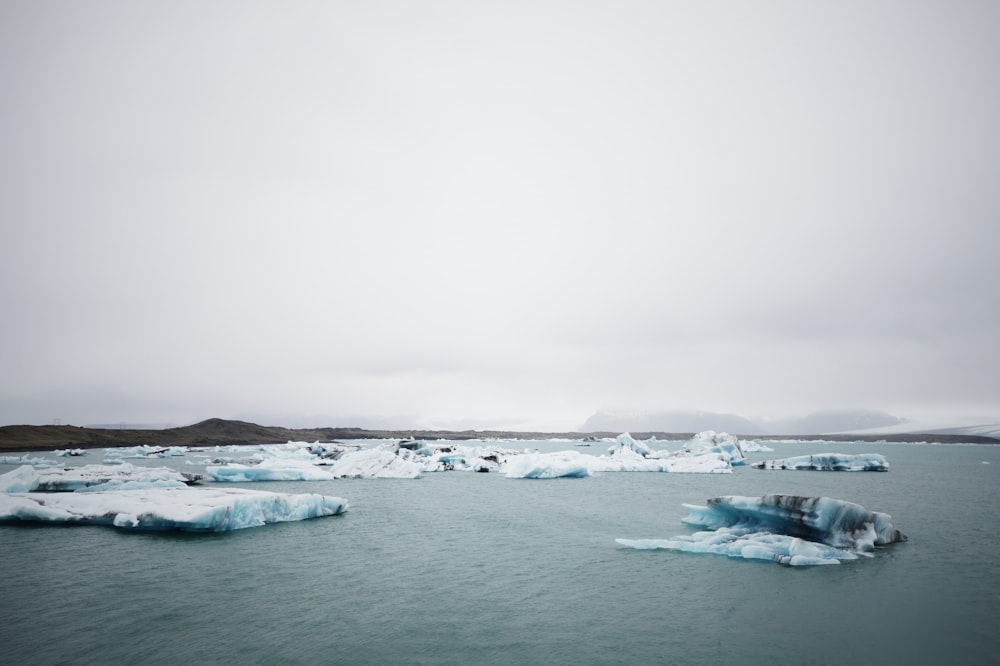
[2,441,999,665]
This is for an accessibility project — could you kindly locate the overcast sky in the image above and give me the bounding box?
[1,1,998,430]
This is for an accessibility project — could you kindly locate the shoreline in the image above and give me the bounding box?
[1,417,997,452]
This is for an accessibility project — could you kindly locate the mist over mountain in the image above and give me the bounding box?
[579,410,765,435]
[579,409,903,436]
[762,410,903,435]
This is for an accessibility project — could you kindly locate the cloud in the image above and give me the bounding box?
[1,2,998,428]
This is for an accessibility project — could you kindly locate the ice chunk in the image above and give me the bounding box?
[674,431,746,466]
[420,443,520,473]
[751,453,889,471]
[0,454,52,466]
[206,443,423,481]
[499,436,735,477]
[617,529,854,566]
[682,495,906,551]
[0,466,40,493]
[0,463,200,492]
[0,487,348,532]
[617,495,905,566]
[207,460,337,482]
[104,445,188,459]
[501,451,592,478]
[605,433,651,458]
[17,463,202,492]
[738,439,775,453]
[328,445,423,478]
[659,454,732,474]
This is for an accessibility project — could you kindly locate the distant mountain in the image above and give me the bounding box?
[832,419,1000,441]
[579,410,765,435]
[762,410,903,435]
[579,408,906,436]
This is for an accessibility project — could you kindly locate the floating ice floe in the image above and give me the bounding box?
[671,431,747,466]
[617,494,906,566]
[0,454,52,467]
[502,432,736,478]
[104,445,189,460]
[0,487,348,532]
[502,451,593,478]
[751,453,889,472]
[54,448,87,457]
[605,433,653,458]
[737,439,775,453]
[206,442,425,481]
[205,439,529,481]
[0,464,201,492]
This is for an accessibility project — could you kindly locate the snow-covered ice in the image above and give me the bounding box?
[617,495,906,566]
[751,453,889,472]
[0,487,348,532]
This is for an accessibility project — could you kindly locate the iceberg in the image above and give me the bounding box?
[207,459,339,482]
[751,453,889,471]
[104,445,189,459]
[0,487,347,532]
[206,442,423,481]
[1,454,52,466]
[617,529,856,566]
[0,464,201,492]
[0,465,40,493]
[673,431,746,466]
[617,495,906,566]
[738,439,774,453]
[499,432,741,478]
[502,451,592,478]
[605,433,652,458]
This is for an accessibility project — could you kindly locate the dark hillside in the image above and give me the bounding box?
[0,418,996,452]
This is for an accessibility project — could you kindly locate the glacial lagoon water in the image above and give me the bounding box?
[2,439,999,665]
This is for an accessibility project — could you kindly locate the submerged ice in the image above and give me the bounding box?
[0,487,348,532]
[617,495,906,566]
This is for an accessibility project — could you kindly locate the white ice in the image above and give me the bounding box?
[672,431,747,466]
[617,529,853,566]
[104,445,189,459]
[501,451,593,478]
[0,487,348,532]
[732,439,774,453]
[206,442,424,481]
[617,494,906,566]
[0,454,52,467]
[0,464,200,492]
[501,432,736,478]
[0,466,39,492]
[751,453,889,472]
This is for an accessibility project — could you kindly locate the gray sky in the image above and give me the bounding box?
[2,1,998,430]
